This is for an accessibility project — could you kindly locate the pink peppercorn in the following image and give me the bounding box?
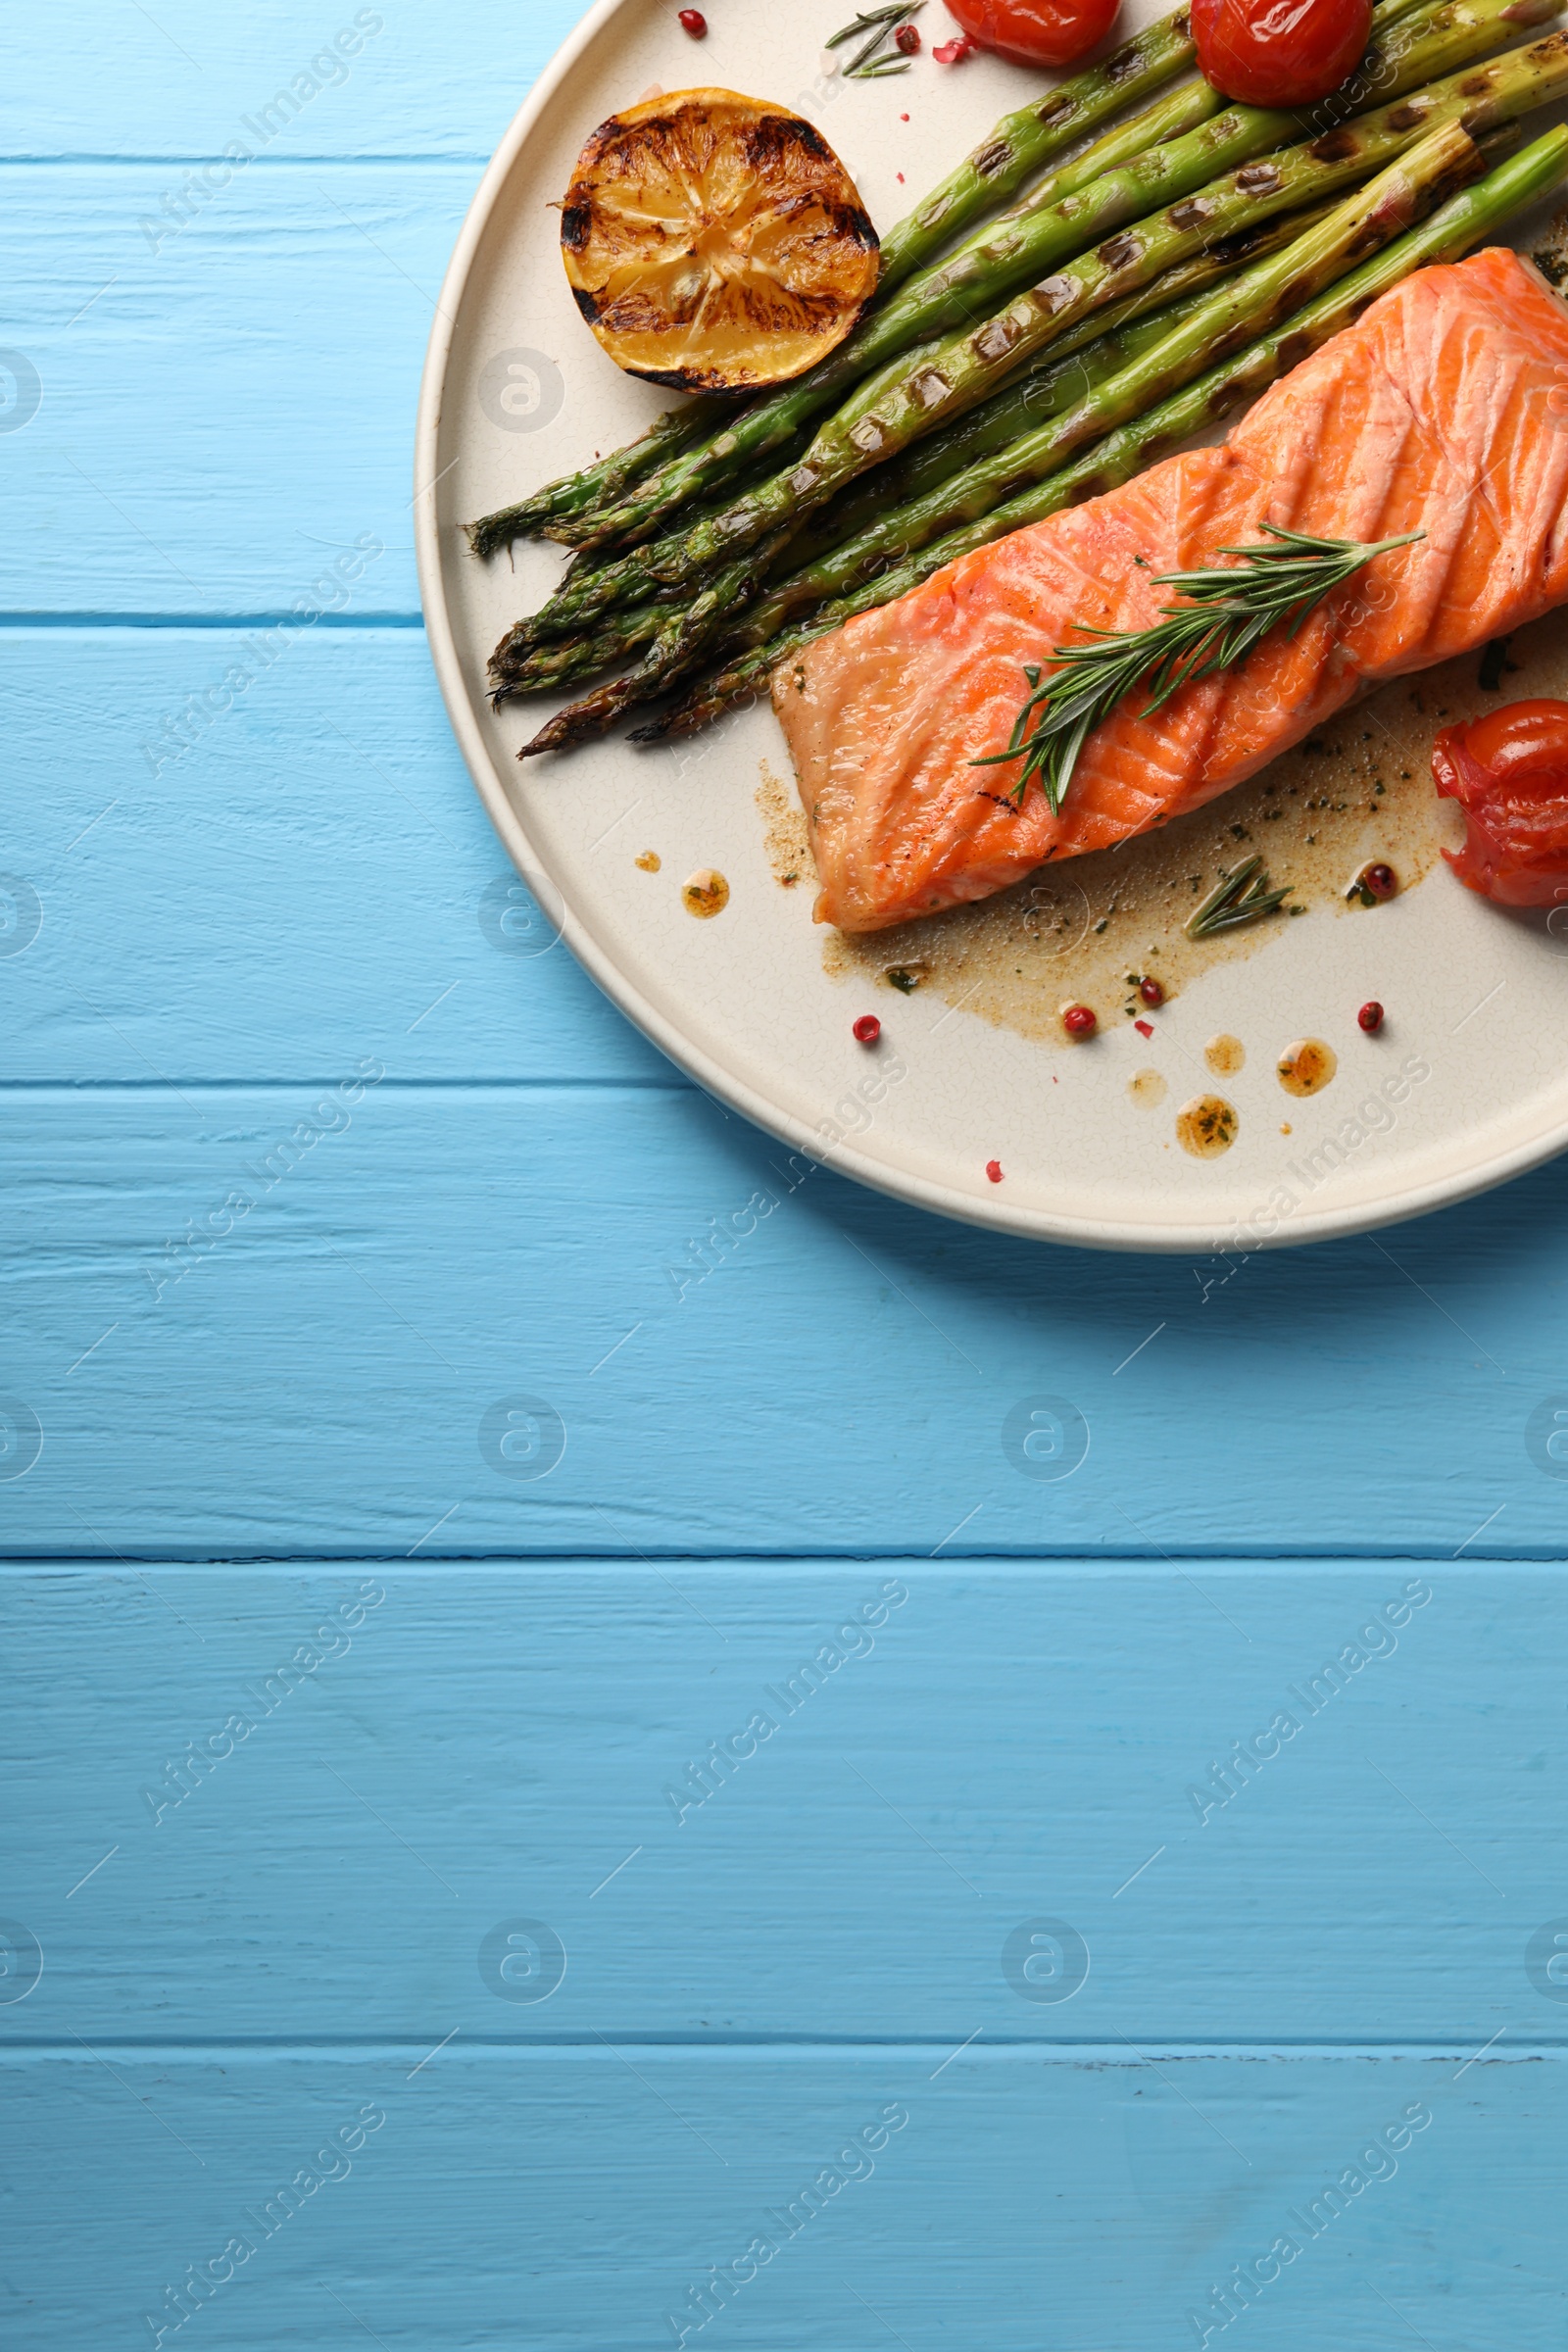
[853,1014,881,1044]
[1361,862,1397,900]
[895,21,921,50]
[1063,1004,1097,1039]
[986,1159,1004,1184]
[678,7,707,33]
[1358,1001,1386,1034]
[1139,976,1164,1007]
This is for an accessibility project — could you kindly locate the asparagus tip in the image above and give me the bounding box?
[470,524,528,564]
[466,517,531,561]
[518,703,612,759]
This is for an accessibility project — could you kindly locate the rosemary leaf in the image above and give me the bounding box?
[846,24,894,71]
[827,4,905,49]
[1189,856,1262,929]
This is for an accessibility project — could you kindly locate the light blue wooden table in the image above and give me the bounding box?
[3,5,1566,2345]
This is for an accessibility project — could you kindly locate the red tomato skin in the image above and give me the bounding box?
[1432,700,1568,908]
[941,0,1121,69]
[1190,0,1372,107]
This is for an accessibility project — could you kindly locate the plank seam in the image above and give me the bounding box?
[0,613,425,629]
[0,154,498,166]
[0,1543,1542,1561]
[1,2037,1561,2056]
[0,1078,693,1093]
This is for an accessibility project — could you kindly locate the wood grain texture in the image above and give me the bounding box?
[0,630,669,1082]
[2,1564,1559,2042]
[0,165,471,614]
[5,0,556,161]
[7,0,1563,2339]
[3,2045,1561,2350]
[0,1083,1561,1556]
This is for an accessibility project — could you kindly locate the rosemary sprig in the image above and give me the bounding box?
[1187,855,1294,939]
[828,0,925,78]
[973,523,1425,813]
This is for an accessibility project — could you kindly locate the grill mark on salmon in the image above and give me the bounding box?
[775,250,1568,934]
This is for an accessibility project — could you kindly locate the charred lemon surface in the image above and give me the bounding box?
[561,88,880,395]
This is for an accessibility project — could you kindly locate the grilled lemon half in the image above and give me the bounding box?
[561,88,880,395]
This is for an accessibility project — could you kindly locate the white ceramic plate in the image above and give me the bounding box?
[416,0,1568,1251]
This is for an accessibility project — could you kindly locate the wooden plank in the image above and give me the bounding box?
[3,1562,1560,2039]
[0,629,672,1083]
[0,1086,1561,1556]
[5,1,577,161]
[2,2044,1560,2349]
[1,166,473,614]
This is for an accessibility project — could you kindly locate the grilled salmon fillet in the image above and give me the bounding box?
[774,248,1568,934]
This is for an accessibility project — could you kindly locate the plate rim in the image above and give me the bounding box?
[413,0,1568,1254]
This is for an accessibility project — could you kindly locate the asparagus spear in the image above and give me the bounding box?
[493,303,1197,703]
[620,19,1568,609]
[488,436,820,674]
[465,397,738,560]
[561,0,1548,555]
[471,0,1436,555]
[876,12,1205,284]
[544,74,1226,554]
[497,202,1344,669]
[787,115,1519,579]
[779,201,1345,572]
[492,210,1348,702]
[641,124,1568,741]
[535,122,1478,751]
[466,15,1209,554]
[514,18,1492,654]
[468,16,1214,553]
[516,530,800,760]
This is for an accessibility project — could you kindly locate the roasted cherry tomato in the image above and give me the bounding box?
[1432,699,1568,907]
[1191,0,1372,108]
[939,0,1121,69]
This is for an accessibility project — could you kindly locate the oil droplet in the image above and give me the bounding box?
[682,868,729,919]
[1177,1095,1238,1158]
[1277,1038,1338,1097]
[1204,1033,1246,1077]
[636,851,661,873]
[1281,1122,1293,1135]
[1128,1068,1168,1109]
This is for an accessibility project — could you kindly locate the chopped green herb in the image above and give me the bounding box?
[1187,855,1295,940]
